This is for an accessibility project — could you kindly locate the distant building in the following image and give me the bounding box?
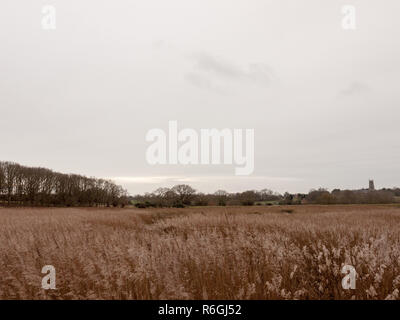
[369,180,375,191]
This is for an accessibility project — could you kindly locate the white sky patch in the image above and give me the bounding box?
[110,176,187,184]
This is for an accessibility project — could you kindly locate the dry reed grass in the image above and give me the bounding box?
[0,205,399,300]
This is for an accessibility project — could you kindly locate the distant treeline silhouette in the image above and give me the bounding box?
[132,185,400,207]
[132,185,280,208]
[0,161,128,207]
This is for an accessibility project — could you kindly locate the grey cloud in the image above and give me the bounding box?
[184,72,221,92]
[246,63,275,85]
[193,53,244,78]
[340,82,371,96]
[188,53,275,86]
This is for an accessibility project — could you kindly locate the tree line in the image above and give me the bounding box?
[132,186,282,207]
[2,161,398,208]
[0,161,128,207]
[132,185,400,207]
[304,188,398,205]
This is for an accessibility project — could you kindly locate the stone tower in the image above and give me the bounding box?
[369,180,375,191]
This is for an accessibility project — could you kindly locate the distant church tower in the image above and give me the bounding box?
[369,180,375,191]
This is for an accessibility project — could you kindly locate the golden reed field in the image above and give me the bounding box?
[0,205,400,300]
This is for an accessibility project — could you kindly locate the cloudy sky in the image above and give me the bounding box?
[1,0,399,194]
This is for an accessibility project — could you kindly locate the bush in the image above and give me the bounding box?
[135,203,147,208]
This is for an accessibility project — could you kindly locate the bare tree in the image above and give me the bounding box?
[214,190,228,206]
[0,161,128,207]
[171,184,196,206]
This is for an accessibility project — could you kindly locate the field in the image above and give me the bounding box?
[0,205,400,300]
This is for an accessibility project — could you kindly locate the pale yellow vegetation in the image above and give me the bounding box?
[0,205,399,300]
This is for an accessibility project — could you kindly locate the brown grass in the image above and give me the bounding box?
[0,205,399,300]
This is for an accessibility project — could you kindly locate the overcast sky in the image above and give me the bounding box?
[1,0,400,194]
